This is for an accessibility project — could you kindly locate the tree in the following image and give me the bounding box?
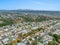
[48,41,57,45]
[32,41,38,45]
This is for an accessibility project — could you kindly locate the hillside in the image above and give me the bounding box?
[0,10,60,26]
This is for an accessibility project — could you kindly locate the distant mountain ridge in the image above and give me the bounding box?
[0,9,60,17]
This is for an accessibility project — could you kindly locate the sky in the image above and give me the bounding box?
[0,0,60,11]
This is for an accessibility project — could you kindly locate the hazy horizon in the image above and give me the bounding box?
[0,0,60,11]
